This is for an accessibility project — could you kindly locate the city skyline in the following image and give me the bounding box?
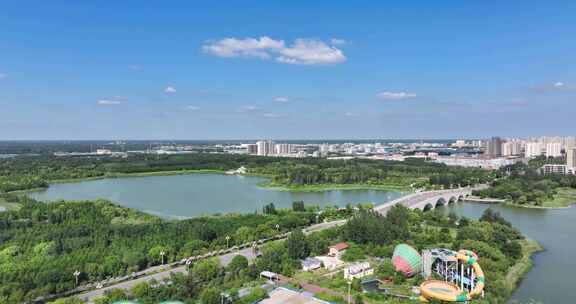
[1,1,576,140]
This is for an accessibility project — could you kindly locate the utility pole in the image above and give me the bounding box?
[73,270,80,287]
[347,281,351,304]
[160,250,165,265]
[226,235,230,248]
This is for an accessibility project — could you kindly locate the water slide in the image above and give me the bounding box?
[419,250,485,302]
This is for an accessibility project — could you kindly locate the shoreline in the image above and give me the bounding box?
[474,188,576,210]
[504,202,574,210]
[506,239,544,294]
[259,182,411,192]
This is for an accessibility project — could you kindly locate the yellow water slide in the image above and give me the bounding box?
[419,250,485,302]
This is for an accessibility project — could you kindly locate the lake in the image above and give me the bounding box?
[28,173,575,303]
[28,174,405,218]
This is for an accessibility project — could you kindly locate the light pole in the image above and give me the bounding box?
[275,224,280,233]
[347,281,351,304]
[186,258,192,272]
[225,235,230,248]
[73,270,80,287]
[160,250,165,265]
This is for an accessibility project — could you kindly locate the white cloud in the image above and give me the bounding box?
[164,86,176,94]
[344,112,356,117]
[274,96,289,103]
[129,65,142,71]
[237,105,260,112]
[203,36,346,65]
[554,82,565,88]
[331,38,346,45]
[97,99,122,105]
[0,73,6,79]
[262,113,282,118]
[185,105,200,111]
[377,91,418,100]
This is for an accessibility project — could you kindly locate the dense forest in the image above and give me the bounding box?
[0,195,316,303]
[0,153,493,193]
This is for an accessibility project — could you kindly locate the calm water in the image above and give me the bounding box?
[446,202,576,303]
[27,174,575,303]
[28,174,404,218]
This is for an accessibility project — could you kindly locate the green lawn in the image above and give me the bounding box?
[541,188,576,208]
[0,197,22,211]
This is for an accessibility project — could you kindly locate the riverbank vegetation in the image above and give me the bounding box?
[473,160,576,208]
[37,200,535,304]
[0,153,493,194]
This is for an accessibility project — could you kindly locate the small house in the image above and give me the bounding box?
[328,242,348,258]
[302,257,322,271]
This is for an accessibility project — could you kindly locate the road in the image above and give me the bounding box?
[78,246,258,303]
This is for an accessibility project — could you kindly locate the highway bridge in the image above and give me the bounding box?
[375,187,474,215]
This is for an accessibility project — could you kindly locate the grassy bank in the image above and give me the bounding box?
[260,181,411,192]
[505,238,544,292]
[504,187,576,209]
[0,196,22,211]
[540,187,576,208]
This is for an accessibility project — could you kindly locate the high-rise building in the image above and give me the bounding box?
[246,144,258,155]
[256,140,275,156]
[564,137,576,149]
[486,137,502,157]
[567,147,576,170]
[525,142,543,158]
[274,143,291,155]
[545,143,562,158]
[502,141,522,156]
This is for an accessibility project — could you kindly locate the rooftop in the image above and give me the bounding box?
[330,242,349,251]
[259,288,330,304]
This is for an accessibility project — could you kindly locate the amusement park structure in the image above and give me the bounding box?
[392,244,485,302]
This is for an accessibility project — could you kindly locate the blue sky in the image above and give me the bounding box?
[1,1,575,140]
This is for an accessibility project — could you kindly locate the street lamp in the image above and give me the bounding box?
[225,235,231,248]
[186,258,192,272]
[73,270,80,287]
[275,224,280,232]
[160,251,165,265]
[347,281,352,304]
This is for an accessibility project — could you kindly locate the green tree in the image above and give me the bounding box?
[192,258,221,282]
[200,287,221,304]
[227,255,249,275]
[292,201,305,212]
[131,281,151,300]
[286,229,309,260]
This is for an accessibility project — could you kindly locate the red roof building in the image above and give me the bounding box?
[329,242,349,257]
